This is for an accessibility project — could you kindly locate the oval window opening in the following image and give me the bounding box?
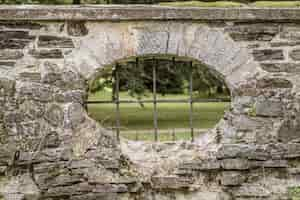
[86,55,231,142]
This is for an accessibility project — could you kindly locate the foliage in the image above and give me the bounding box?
[89,58,230,100]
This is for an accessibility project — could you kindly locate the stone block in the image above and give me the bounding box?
[226,23,279,41]
[179,159,221,171]
[151,176,193,189]
[0,50,23,60]
[290,49,300,61]
[260,63,300,73]
[44,104,64,127]
[255,99,283,117]
[218,171,246,186]
[253,49,284,61]
[29,49,63,59]
[232,184,271,198]
[38,35,74,48]
[67,21,88,37]
[221,159,249,170]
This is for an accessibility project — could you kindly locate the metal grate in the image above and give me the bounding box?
[86,57,230,142]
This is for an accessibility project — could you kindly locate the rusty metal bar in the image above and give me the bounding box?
[189,61,194,142]
[153,58,158,142]
[86,98,230,104]
[115,63,120,141]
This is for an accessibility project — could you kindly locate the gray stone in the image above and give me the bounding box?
[232,184,271,198]
[38,35,74,48]
[221,159,249,170]
[218,171,246,186]
[179,159,221,171]
[64,103,86,129]
[67,21,88,37]
[44,104,63,127]
[253,49,284,61]
[29,49,63,59]
[0,50,23,60]
[290,49,300,61]
[18,72,41,82]
[250,160,288,168]
[226,23,278,41]
[151,176,192,189]
[260,63,300,73]
[255,99,283,117]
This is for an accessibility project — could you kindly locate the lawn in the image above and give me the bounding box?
[88,91,230,141]
[159,1,300,7]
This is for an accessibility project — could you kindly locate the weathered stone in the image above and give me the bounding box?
[250,160,288,168]
[257,77,293,89]
[38,35,74,48]
[0,50,23,60]
[290,49,300,61]
[255,99,283,117]
[67,21,88,37]
[0,61,15,69]
[151,176,192,189]
[54,90,85,104]
[44,104,63,127]
[0,21,44,29]
[284,143,300,159]
[221,159,249,170]
[29,49,63,59]
[19,100,44,119]
[18,72,41,82]
[218,171,246,186]
[253,49,284,61]
[179,159,221,171]
[271,41,300,47]
[44,131,60,148]
[281,26,300,40]
[93,184,128,193]
[260,63,300,73]
[64,103,86,130]
[232,184,271,198]
[18,83,52,102]
[278,119,300,143]
[226,23,278,41]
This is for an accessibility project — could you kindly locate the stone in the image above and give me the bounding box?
[257,77,293,89]
[281,26,300,40]
[67,21,88,37]
[19,100,45,120]
[54,90,86,104]
[290,49,300,61]
[0,50,23,60]
[218,171,246,186]
[44,104,64,127]
[221,159,249,170]
[29,49,63,59]
[151,176,192,189]
[0,61,15,69]
[18,72,41,82]
[216,144,252,159]
[250,160,288,168]
[18,83,53,102]
[260,63,300,73]
[38,35,74,48]
[255,99,283,117]
[64,103,86,129]
[0,21,44,29]
[278,119,300,143]
[226,23,278,41]
[253,49,284,61]
[179,159,221,171]
[0,31,34,49]
[232,184,271,198]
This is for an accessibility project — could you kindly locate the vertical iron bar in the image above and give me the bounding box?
[115,63,120,141]
[153,58,158,142]
[189,61,194,142]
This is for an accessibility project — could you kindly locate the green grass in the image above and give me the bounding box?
[159,1,300,8]
[253,1,300,7]
[159,1,244,7]
[88,91,229,141]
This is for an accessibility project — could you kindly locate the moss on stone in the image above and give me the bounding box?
[288,187,300,200]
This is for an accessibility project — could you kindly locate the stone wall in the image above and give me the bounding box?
[0,6,300,200]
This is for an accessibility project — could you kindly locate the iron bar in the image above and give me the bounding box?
[115,63,120,141]
[189,61,194,142]
[153,58,158,142]
[86,98,230,104]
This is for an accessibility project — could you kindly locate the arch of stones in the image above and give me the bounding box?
[0,5,300,200]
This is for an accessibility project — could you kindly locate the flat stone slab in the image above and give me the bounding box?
[1,6,300,21]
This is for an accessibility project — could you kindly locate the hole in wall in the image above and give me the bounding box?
[86,54,231,142]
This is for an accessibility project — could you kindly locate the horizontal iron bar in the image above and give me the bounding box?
[86,98,230,104]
